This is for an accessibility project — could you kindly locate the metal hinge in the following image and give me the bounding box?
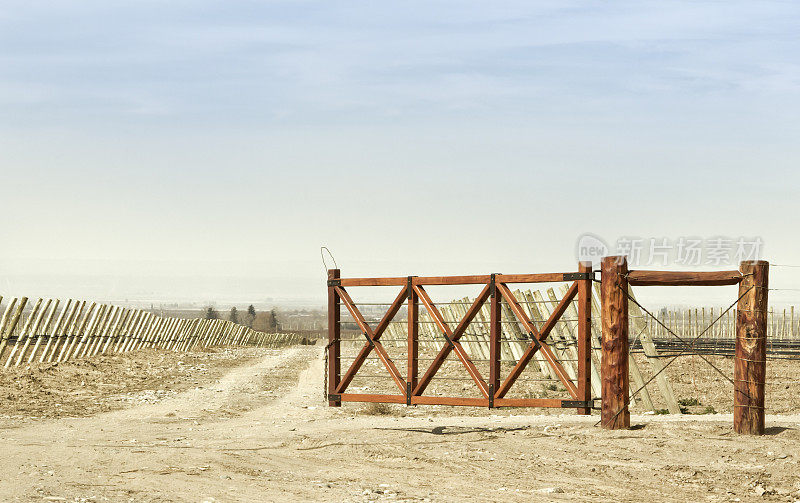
[560,399,594,408]
[488,384,494,408]
[407,276,414,299]
[562,272,590,281]
[328,393,341,401]
[327,279,341,287]
[406,382,412,406]
[490,273,496,298]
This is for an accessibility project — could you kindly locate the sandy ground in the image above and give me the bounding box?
[0,347,799,502]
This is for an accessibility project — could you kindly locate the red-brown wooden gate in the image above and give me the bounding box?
[326,264,595,413]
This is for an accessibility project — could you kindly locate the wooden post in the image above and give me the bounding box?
[327,269,341,407]
[576,261,592,415]
[601,256,630,429]
[734,260,768,435]
[407,276,418,402]
[489,274,501,407]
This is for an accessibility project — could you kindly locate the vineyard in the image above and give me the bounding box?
[0,295,307,368]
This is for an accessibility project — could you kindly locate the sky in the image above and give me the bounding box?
[1,1,799,308]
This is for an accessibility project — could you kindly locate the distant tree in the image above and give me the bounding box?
[204,307,219,320]
[268,308,279,331]
[246,305,256,328]
[229,306,239,324]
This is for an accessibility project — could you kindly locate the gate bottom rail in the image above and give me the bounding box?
[328,393,597,409]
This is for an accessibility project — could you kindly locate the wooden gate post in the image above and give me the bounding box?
[734,260,768,434]
[327,269,341,407]
[407,276,418,403]
[489,274,501,407]
[601,256,630,429]
[577,261,592,415]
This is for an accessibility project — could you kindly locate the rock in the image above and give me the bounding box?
[537,487,563,494]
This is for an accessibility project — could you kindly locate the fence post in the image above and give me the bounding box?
[327,269,341,407]
[407,276,418,404]
[734,260,768,435]
[489,274,501,408]
[601,256,630,429]
[577,261,592,415]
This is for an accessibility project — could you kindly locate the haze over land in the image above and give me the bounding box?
[1,1,798,307]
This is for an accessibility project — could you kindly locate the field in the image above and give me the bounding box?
[0,346,798,502]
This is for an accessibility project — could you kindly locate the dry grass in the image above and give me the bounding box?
[359,402,401,416]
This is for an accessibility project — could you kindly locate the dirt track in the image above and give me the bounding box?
[1,347,799,502]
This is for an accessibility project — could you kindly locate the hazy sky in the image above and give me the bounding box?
[1,1,798,307]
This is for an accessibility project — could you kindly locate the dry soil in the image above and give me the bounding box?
[0,346,798,502]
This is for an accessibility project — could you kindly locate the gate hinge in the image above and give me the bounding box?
[328,393,341,401]
[488,384,494,408]
[560,399,594,408]
[562,272,590,281]
[490,273,497,298]
[406,382,412,406]
[407,276,414,299]
[327,279,341,287]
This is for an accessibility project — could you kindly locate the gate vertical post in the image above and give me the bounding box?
[327,269,341,407]
[734,260,768,434]
[577,261,592,415]
[601,256,630,429]
[489,274,501,407]
[407,276,418,404]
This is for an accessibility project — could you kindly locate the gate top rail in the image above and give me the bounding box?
[333,272,589,287]
[626,270,742,286]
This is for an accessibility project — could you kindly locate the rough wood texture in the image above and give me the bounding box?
[734,260,768,435]
[627,270,742,286]
[601,256,630,429]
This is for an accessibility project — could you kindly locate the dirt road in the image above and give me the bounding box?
[1,347,798,502]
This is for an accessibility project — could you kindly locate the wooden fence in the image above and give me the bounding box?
[350,282,799,416]
[0,295,305,368]
[359,283,679,413]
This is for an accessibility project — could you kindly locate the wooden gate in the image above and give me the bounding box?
[326,264,595,413]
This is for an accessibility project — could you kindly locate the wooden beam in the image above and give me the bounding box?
[338,277,407,287]
[327,269,341,407]
[495,273,577,284]
[576,262,592,415]
[407,277,419,395]
[335,394,584,408]
[489,275,501,406]
[627,270,742,286]
[337,271,591,287]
